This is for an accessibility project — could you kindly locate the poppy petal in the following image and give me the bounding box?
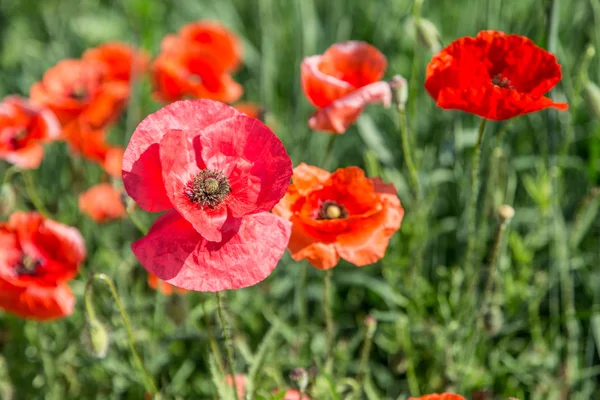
[0,281,75,321]
[287,217,339,270]
[132,210,291,292]
[78,183,126,223]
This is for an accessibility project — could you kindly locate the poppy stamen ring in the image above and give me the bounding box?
[317,200,349,220]
[186,169,231,208]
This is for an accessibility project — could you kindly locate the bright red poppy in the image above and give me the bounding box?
[123,100,292,291]
[425,30,568,120]
[83,42,149,83]
[78,183,126,223]
[0,96,60,169]
[0,212,86,321]
[152,21,243,103]
[301,41,391,133]
[409,394,466,400]
[273,164,404,270]
[30,59,129,128]
[147,272,188,295]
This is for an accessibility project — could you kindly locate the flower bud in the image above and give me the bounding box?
[364,314,377,336]
[583,80,600,119]
[0,184,16,216]
[483,305,504,336]
[289,367,309,392]
[415,18,442,52]
[84,319,110,359]
[498,205,515,223]
[389,75,408,110]
[165,294,187,326]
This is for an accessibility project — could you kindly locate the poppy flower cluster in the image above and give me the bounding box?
[152,21,243,104]
[0,212,85,321]
[122,99,292,292]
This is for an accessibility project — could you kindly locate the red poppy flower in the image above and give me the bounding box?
[78,183,126,223]
[0,212,85,321]
[301,41,390,133]
[409,394,466,400]
[147,272,188,295]
[152,21,243,104]
[162,21,242,72]
[123,100,292,291]
[0,96,60,169]
[83,42,149,83]
[30,59,129,128]
[273,164,404,270]
[425,30,568,120]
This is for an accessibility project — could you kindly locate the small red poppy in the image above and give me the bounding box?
[301,41,390,133]
[83,42,149,83]
[273,164,404,270]
[223,375,311,400]
[409,394,466,400]
[425,30,568,120]
[0,212,86,320]
[78,183,126,223]
[30,59,129,128]
[147,272,188,295]
[123,100,292,291]
[152,21,243,103]
[0,96,60,169]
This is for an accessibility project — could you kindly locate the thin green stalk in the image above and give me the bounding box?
[398,107,421,199]
[215,292,240,400]
[323,270,335,373]
[23,171,49,218]
[399,320,420,396]
[482,208,513,306]
[202,293,225,374]
[86,274,158,395]
[322,134,337,168]
[407,0,423,127]
[2,165,19,185]
[464,118,488,271]
[296,263,308,347]
[357,318,377,385]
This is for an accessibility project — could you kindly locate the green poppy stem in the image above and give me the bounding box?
[323,269,335,373]
[398,107,421,200]
[215,291,240,400]
[22,171,50,218]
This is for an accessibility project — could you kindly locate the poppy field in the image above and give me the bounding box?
[1,0,599,399]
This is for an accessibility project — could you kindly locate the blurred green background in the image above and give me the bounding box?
[1,0,599,398]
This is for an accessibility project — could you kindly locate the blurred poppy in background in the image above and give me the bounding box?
[147,272,188,295]
[409,394,466,400]
[152,21,243,103]
[425,30,568,120]
[273,163,403,270]
[0,212,86,321]
[78,183,126,223]
[0,96,60,169]
[83,42,149,84]
[123,100,292,292]
[301,41,391,133]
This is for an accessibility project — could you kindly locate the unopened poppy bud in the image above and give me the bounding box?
[289,367,309,391]
[415,18,442,52]
[389,75,408,110]
[165,294,187,326]
[583,80,600,119]
[84,319,110,359]
[498,205,515,223]
[483,305,504,336]
[364,314,377,335]
[0,184,16,216]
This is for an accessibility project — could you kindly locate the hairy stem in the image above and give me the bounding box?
[215,291,240,400]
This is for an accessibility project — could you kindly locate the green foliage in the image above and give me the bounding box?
[1,0,600,399]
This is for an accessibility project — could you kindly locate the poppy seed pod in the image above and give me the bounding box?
[583,80,600,119]
[415,18,442,52]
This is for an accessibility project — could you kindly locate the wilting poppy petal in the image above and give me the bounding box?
[425,30,568,120]
[147,272,188,295]
[273,165,403,269]
[0,96,60,169]
[308,80,392,133]
[83,42,149,82]
[132,209,291,292]
[0,281,75,321]
[409,394,466,400]
[78,183,126,223]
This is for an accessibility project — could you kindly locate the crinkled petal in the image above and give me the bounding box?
[132,210,291,292]
[0,281,75,321]
[286,216,340,270]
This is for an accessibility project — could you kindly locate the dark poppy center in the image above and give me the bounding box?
[15,254,41,276]
[491,74,515,90]
[70,87,88,101]
[186,169,231,208]
[317,200,349,220]
[7,129,27,150]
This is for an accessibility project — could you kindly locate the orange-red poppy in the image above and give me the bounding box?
[78,183,126,223]
[152,21,243,103]
[0,212,86,321]
[301,41,391,133]
[147,272,188,296]
[425,30,568,120]
[30,59,129,128]
[0,96,60,169]
[273,164,404,269]
[83,42,149,83]
[409,394,466,400]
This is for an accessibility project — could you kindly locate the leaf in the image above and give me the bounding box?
[209,355,235,400]
[357,115,394,165]
[246,324,280,399]
[336,272,408,307]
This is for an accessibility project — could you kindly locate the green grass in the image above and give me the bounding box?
[1,0,600,398]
